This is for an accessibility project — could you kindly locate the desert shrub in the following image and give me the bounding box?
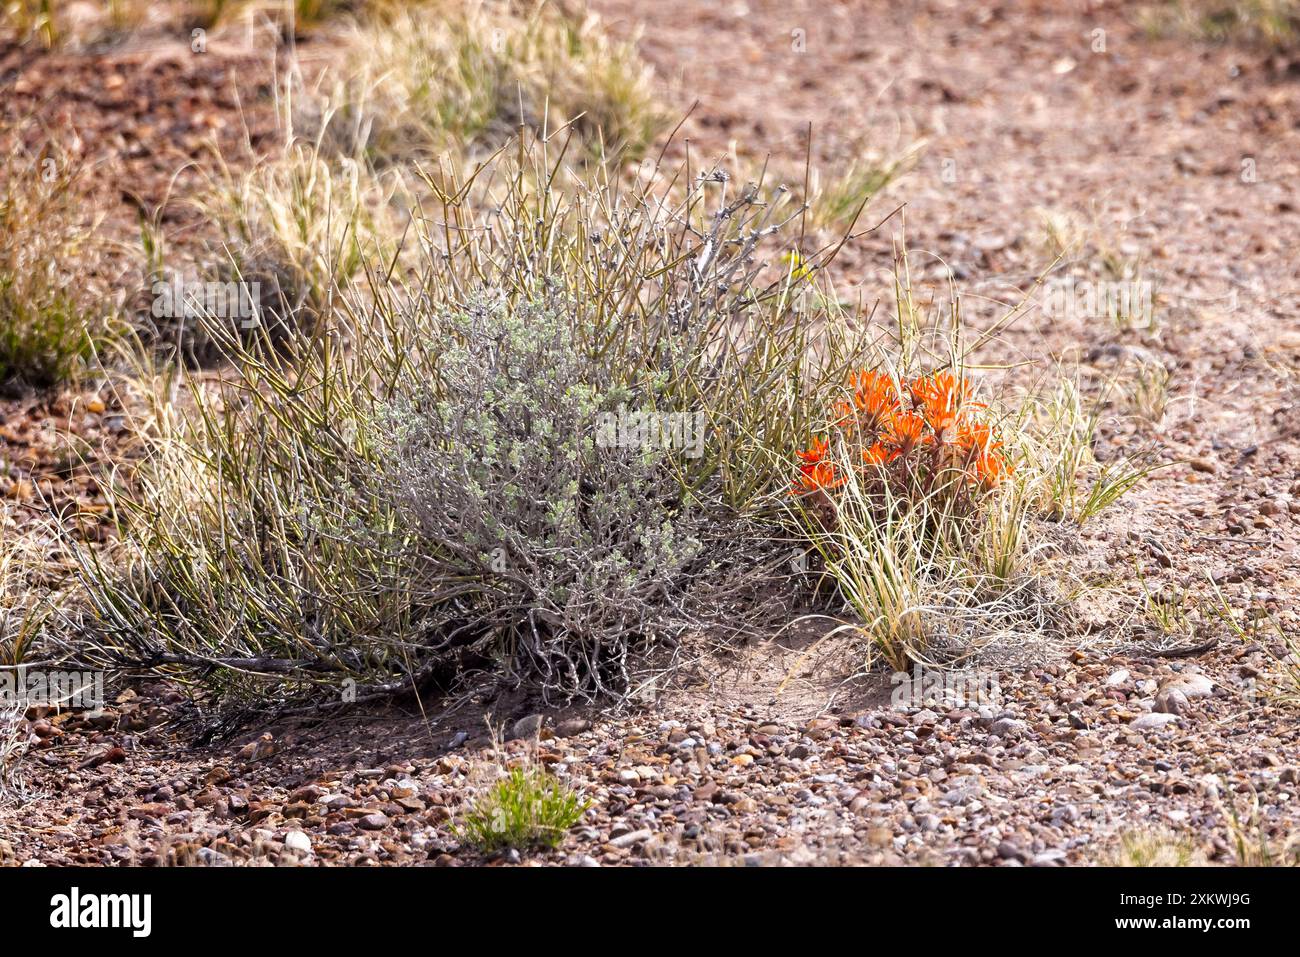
[381,297,730,696]
[397,153,868,513]
[455,765,589,852]
[308,0,664,165]
[70,291,780,702]
[71,145,867,705]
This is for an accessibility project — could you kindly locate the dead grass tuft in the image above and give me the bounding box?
[302,0,665,167]
[0,138,119,389]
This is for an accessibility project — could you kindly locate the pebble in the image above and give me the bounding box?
[197,847,232,867]
[609,829,653,849]
[507,715,544,741]
[990,718,1028,737]
[997,840,1027,862]
[1031,849,1067,866]
[1161,673,1214,699]
[939,786,981,806]
[1155,689,1189,715]
[288,784,325,804]
[554,718,591,738]
[1130,713,1181,731]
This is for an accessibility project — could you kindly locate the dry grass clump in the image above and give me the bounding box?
[2,0,192,49]
[803,145,922,233]
[1206,584,1300,708]
[0,142,117,389]
[1143,0,1300,49]
[0,523,48,802]
[718,139,922,246]
[0,1,353,48]
[1017,376,1161,526]
[0,698,32,804]
[172,136,401,364]
[306,0,664,166]
[1220,788,1300,866]
[4,0,62,47]
[1110,829,1205,866]
[152,1,659,363]
[1,525,48,668]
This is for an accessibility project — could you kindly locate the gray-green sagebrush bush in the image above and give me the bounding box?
[381,298,722,695]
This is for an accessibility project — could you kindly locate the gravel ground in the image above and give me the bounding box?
[3,639,1294,867]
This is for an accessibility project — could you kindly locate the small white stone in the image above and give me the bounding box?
[1131,712,1181,731]
[1163,673,1214,699]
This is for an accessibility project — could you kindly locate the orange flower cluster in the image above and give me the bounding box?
[792,369,1012,502]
